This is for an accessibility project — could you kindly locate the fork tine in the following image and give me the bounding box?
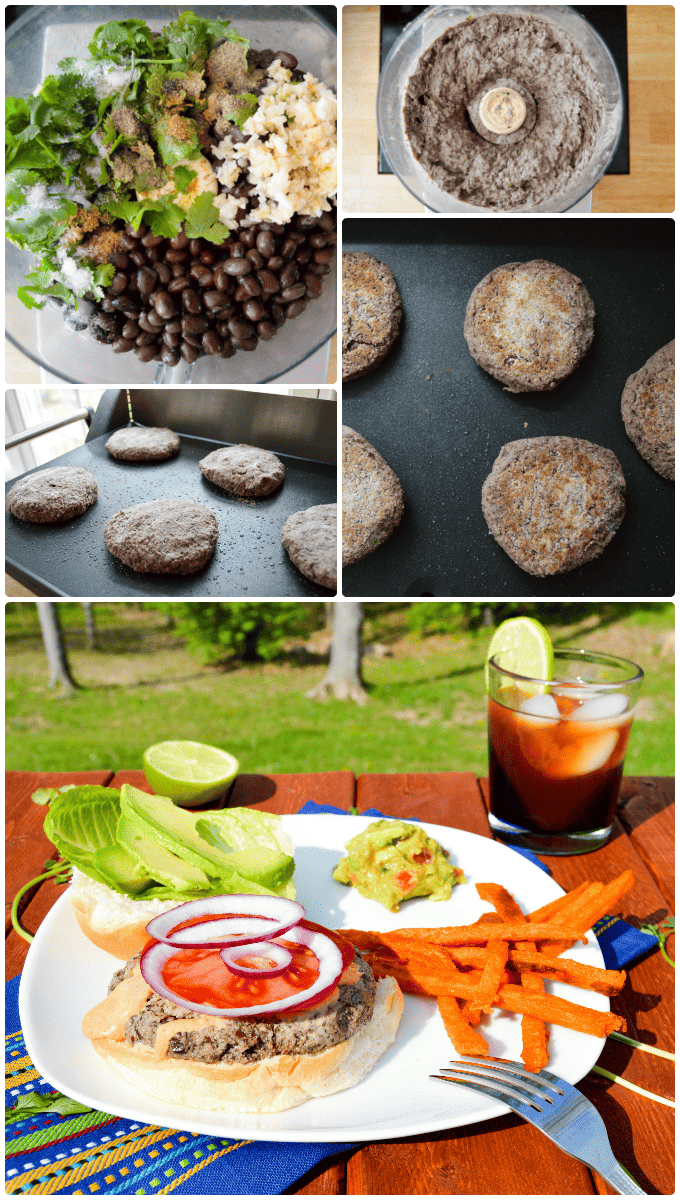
[446,1057,565,1100]
[431,1072,540,1114]
[438,1066,544,1109]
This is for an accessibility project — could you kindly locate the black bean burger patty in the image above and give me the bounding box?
[110,949,376,1063]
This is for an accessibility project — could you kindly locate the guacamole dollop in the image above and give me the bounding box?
[332,819,465,913]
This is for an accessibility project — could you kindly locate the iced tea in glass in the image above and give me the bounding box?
[487,649,643,854]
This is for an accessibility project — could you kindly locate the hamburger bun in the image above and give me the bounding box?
[69,870,183,960]
[88,974,403,1114]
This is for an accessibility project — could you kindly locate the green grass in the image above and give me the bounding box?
[5,606,674,778]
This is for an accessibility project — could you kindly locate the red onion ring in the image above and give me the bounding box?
[220,941,293,978]
[145,895,305,949]
[140,924,343,1018]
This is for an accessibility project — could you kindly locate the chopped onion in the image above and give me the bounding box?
[221,941,293,978]
[140,923,344,1018]
[145,894,305,948]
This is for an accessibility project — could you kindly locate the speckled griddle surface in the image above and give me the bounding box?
[5,434,336,597]
[341,218,674,597]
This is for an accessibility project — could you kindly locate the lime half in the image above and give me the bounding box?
[485,617,554,696]
[143,741,239,807]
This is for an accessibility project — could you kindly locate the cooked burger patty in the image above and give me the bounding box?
[110,949,376,1063]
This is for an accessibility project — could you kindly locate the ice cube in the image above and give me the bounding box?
[519,693,560,719]
[570,694,629,721]
[569,731,619,775]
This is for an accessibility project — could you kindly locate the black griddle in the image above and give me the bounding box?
[5,435,336,597]
[342,218,674,599]
[378,6,630,176]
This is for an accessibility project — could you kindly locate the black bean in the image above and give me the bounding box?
[228,317,254,341]
[129,249,146,268]
[189,238,203,256]
[136,332,157,346]
[110,250,130,270]
[125,222,145,239]
[166,248,189,263]
[160,346,180,366]
[203,290,226,312]
[309,232,328,249]
[268,256,285,271]
[280,262,299,289]
[171,263,187,278]
[182,314,209,335]
[113,337,135,353]
[220,340,236,358]
[200,248,216,265]
[256,230,275,258]
[119,232,138,251]
[146,309,165,328]
[257,269,280,294]
[271,302,286,326]
[280,237,297,260]
[246,248,264,270]
[256,320,277,341]
[230,242,246,258]
[168,277,191,293]
[295,249,311,266]
[138,312,157,334]
[155,291,175,319]
[170,231,189,249]
[243,298,266,322]
[275,50,298,69]
[304,272,322,298]
[182,332,203,348]
[314,247,335,264]
[180,341,199,363]
[141,232,165,248]
[135,343,158,362]
[163,330,181,347]
[109,272,128,295]
[101,298,116,313]
[137,267,157,295]
[280,282,307,302]
[165,318,183,334]
[122,320,140,339]
[233,336,258,351]
[214,266,230,291]
[202,330,222,354]
[318,213,335,232]
[156,262,172,284]
[225,258,252,277]
[286,299,307,319]
[239,228,257,249]
[182,289,202,313]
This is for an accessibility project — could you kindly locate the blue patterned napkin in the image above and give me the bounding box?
[5,974,354,1195]
[303,802,656,969]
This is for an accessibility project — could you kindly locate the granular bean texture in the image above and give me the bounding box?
[464,260,595,392]
[6,466,98,523]
[281,503,337,590]
[482,436,626,576]
[104,499,218,575]
[199,444,285,497]
[105,426,181,462]
[342,252,402,381]
[404,12,604,210]
[621,340,675,481]
[342,427,404,566]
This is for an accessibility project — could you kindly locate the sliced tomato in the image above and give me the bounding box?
[161,941,320,1010]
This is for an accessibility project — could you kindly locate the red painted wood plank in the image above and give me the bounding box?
[229,771,356,814]
[355,773,490,836]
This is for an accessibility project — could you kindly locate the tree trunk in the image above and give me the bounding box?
[81,603,96,650]
[306,602,368,704]
[37,603,78,695]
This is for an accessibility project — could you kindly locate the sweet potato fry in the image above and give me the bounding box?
[438,996,489,1056]
[445,946,625,996]
[528,880,592,923]
[476,882,525,923]
[540,870,636,954]
[519,973,550,1072]
[383,923,587,946]
[466,939,509,1018]
[493,985,625,1038]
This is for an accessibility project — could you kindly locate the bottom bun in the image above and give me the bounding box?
[90,975,404,1113]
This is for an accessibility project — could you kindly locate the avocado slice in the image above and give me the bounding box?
[117,813,211,892]
[194,831,294,891]
[120,784,252,880]
[91,842,153,895]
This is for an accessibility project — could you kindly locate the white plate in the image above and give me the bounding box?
[20,814,608,1143]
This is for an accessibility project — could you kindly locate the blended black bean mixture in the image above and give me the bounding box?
[403,13,604,210]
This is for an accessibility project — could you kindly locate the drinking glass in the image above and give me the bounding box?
[487,649,643,855]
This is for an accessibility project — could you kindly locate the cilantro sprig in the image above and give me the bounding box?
[6,1091,93,1125]
[640,916,675,967]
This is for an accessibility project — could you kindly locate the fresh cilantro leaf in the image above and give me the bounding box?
[161,13,243,71]
[153,114,201,167]
[173,165,198,192]
[640,916,675,967]
[88,19,160,64]
[93,263,116,290]
[144,203,186,239]
[183,192,230,244]
[224,93,258,131]
[6,1091,93,1125]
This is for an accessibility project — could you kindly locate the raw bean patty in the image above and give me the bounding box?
[281,503,337,590]
[6,466,98,523]
[199,444,285,497]
[621,340,675,481]
[105,426,181,462]
[104,499,219,574]
[482,436,626,576]
[464,260,595,392]
[342,427,404,565]
[342,252,402,381]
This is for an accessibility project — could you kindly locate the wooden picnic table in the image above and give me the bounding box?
[6,769,674,1195]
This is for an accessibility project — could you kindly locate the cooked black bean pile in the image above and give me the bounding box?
[98,210,336,366]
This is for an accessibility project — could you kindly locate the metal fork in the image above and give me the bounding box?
[432,1057,646,1195]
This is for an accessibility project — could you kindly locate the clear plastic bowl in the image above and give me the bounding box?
[5,5,337,384]
[377,5,623,214]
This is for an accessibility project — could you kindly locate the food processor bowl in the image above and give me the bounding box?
[5,5,337,384]
[377,5,623,214]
